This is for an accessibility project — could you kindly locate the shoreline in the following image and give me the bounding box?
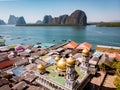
[15,22,120,27]
[1,22,120,27]
[16,24,85,26]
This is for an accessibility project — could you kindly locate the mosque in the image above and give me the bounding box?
[36,49,91,90]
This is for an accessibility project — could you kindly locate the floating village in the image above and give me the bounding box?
[0,38,120,90]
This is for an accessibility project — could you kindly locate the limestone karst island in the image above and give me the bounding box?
[15,10,87,26]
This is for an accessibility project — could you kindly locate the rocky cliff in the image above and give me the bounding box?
[65,10,87,25]
[43,10,87,25]
[58,15,68,24]
[0,19,6,25]
[16,16,26,25]
[8,15,18,25]
[43,15,52,24]
[8,15,26,25]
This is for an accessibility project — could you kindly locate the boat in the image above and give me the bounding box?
[0,36,5,46]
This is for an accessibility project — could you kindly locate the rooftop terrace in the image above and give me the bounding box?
[44,64,85,86]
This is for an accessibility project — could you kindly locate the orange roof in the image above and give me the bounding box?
[24,45,32,49]
[63,41,78,49]
[76,42,92,51]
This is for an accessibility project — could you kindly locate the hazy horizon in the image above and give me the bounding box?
[0,0,120,23]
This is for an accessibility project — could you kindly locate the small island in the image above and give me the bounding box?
[16,10,87,26]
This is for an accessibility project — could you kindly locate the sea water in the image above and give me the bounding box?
[0,25,120,49]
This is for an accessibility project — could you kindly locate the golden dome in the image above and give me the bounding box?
[37,64,45,71]
[55,55,60,62]
[66,56,75,66]
[57,57,66,70]
[82,48,89,56]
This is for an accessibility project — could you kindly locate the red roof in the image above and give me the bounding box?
[0,60,14,69]
[76,42,92,51]
[63,41,78,49]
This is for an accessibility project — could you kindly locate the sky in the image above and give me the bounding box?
[0,0,120,23]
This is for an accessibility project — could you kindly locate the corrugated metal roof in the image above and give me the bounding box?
[0,60,14,69]
[63,41,78,49]
[76,42,92,51]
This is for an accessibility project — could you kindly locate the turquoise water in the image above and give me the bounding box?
[0,25,120,48]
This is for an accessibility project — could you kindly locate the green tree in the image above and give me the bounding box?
[114,76,120,89]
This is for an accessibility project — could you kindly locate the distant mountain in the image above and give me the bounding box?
[0,19,6,25]
[65,10,87,25]
[16,16,26,25]
[58,15,68,24]
[8,15,26,25]
[8,15,18,24]
[43,15,52,24]
[43,10,87,25]
[36,20,42,24]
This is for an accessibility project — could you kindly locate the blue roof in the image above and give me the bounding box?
[93,52,103,58]
[12,66,24,76]
[48,58,54,64]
